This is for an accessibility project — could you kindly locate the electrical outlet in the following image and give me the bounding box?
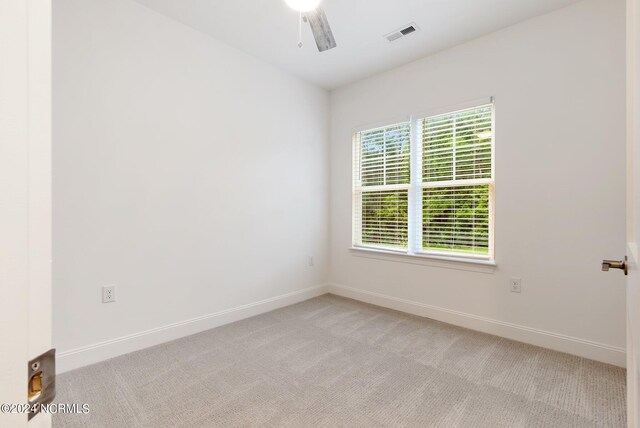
[102,285,116,303]
[510,278,522,293]
[308,256,314,267]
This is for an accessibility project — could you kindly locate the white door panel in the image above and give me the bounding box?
[0,0,52,427]
[628,0,640,426]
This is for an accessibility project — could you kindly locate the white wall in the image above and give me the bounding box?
[329,0,627,366]
[53,0,329,370]
[54,0,627,371]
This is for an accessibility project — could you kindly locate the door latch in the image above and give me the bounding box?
[602,256,628,275]
[27,349,56,420]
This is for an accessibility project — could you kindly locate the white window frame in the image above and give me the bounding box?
[352,121,411,253]
[352,98,496,265]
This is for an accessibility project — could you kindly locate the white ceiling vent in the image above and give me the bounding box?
[384,23,420,43]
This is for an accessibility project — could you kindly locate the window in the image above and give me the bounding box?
[352,102,494,261]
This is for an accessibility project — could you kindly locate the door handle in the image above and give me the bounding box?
[602,256,628,275]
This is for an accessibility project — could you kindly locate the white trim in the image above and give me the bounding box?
[421,177,493,189]
[350,246,496,273]
[352,132,362,245]
[414,249,491,262]
[629,241,638,266]
[356,183,411,192]
[352,245,407,254]
[1,1,52,426]
[328,283,626,367]
[352,101,496,261]
[409,96,494,121]
[56,284,329,373]
[628,309,638,428]
[351,116,410,134]
[350,97,494,135]
[407,115,420,254]
[489,102,497,259]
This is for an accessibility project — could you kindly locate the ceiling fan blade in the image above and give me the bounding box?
[305,7,337,52]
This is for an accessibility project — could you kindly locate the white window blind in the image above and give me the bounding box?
[420,104,494,258]
[353,123,411,250]
[353,102,495,260]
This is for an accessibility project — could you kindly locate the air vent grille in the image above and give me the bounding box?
[400,26,416,36]
[385,23,420,43]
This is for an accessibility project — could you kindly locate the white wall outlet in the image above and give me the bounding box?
[102,285,116,303]
[510,278,522,293]
[308,256,314,267]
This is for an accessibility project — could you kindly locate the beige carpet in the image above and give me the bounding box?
[54,294,626,427]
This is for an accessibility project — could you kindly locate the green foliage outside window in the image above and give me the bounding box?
[423,185,489,254]
[422,106,492,254]
[361,191,408,248]
[356,104,493,257]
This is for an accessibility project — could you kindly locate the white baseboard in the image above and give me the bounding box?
[329,283,626,367]
[57,284,329,373]
[58,282,626,373]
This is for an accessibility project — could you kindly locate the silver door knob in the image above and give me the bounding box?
[602,256,628,275]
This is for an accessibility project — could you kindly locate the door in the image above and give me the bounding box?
[628,0,640,426]
[0,1,52,427]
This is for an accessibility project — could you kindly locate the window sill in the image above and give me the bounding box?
[349,246,496,274]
